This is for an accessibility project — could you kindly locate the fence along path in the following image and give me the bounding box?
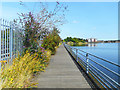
[36,44,90,88]
[64,43,120,88]
[0,18,23,68]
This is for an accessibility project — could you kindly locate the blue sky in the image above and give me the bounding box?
[1,2,118,40]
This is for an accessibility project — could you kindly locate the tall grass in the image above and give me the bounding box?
[0,49,51,88]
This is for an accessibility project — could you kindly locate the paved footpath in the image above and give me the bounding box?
[36,44,91,88]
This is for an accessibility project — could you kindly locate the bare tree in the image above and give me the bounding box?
[18,1,68,38]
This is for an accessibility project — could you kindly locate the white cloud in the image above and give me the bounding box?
[72,20,79,24]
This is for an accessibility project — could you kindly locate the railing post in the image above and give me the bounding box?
[7,21,9,61]
[76,49,78,62]
[10,22,13,62]
[13,24,15,58]
[2,19,4,60]
[5,20,6,60]
[86,53,89,74]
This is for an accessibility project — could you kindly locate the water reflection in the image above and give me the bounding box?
[87,43,97,47]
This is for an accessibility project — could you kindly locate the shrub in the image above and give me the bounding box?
[0,49,51,88]
[41,27,61,55]
[22,12,40,54]
[67,41,74,46]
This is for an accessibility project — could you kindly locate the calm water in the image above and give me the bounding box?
[72,43,120,84]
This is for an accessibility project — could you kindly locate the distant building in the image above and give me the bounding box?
[87,38,97,43]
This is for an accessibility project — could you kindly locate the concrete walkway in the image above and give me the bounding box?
[36,44,90,88]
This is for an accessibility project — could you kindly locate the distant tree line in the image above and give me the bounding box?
[63,37,87,46]
[64,37,87,43]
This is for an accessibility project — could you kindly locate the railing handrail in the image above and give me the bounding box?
[72,47,120,67]
[76,49,120,77]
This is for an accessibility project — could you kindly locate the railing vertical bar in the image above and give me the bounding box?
[19,37,20,54]
[21,29,23,55]
[2,19,4,60]
[17,31,18,56]
[7,21,9,61]
[19,33,21,55]
[16,30,18,56]
[18,32,19,54]
[15,29,16,57]
[10,22,13,62]
[19,37,22,55]
[21,38,23,55]
[17,30,18,56]
[16,29,17,56]
[5,20,6,61]
[20,37,21,55]
[14,25,15,58]
[20,36,21,55]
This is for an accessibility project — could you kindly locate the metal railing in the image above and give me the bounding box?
[0,19,23,67]
[64,43,120,89]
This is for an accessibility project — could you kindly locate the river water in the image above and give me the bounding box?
[72,43,120,85]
